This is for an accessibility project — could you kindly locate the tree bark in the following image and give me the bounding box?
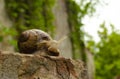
[85,48,95,79]
[53,0,72,58]
[0,51,88,79]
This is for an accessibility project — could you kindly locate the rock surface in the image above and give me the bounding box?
[0,51,87,79]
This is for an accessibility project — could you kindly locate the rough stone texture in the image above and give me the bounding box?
[0,51,87,79]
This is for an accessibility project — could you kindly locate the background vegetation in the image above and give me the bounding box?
[0,0,119,79]
[87,22,120,79]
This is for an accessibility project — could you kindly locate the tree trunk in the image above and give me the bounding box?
[53,0,72,58]
[85,48,95,79]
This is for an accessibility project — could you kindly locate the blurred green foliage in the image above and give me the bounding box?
[65,0,98,60]
[5,0,55,36]
[3,0,98,59]
[66,0,84,59]
[87,22,120,79]
[3,0,55,50]
[0,23,17,49]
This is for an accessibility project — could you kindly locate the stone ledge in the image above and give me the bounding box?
[0,51,87,79]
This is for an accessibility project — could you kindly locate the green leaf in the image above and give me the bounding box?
[0,36,3,42]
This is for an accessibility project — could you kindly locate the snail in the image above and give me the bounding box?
[18,29,66,56]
